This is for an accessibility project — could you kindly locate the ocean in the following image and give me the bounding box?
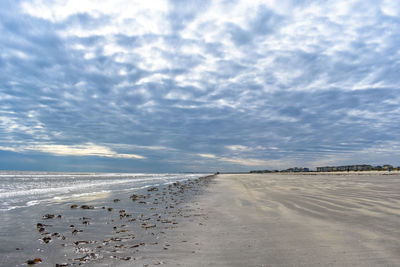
[0,171,208,211]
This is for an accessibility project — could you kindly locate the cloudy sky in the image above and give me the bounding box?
[0,0,399,172]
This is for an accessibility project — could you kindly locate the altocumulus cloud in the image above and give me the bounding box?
[0,0,400,172]
[1,143,145,159]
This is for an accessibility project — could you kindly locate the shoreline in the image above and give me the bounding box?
[1,175,215,266]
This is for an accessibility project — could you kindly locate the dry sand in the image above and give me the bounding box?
[156,173,400,266]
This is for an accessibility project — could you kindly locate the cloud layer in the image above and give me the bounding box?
[1,0,399,172]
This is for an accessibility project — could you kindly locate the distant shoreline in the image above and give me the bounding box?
[248,170,400,175]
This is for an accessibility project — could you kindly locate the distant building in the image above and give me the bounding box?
[282,167,310,172]
[250,170,273,173]
[382,165,393,170]
[316,165,372,172]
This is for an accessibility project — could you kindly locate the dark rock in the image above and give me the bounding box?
[148,187,158,192]
[42,214,55,219]
[26,258,42,265]
[42,237,51,243]
[142,224,156,229]
[80,205,94,209]
[74,240,89,245]
[130,194,145,201]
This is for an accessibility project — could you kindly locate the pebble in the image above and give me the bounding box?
[148,187,158,192]
[26,258,42,265]
[42,237,51,243]
[80,205,94,209]
[42,214,55,219]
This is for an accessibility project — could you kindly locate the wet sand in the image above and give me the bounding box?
[2,175,214,266]
[155,173,400,266]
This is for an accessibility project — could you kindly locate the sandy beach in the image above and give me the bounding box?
[2,172,400,266]
[154,172,400,266]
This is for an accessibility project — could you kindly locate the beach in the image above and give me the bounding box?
[1,172,400,266]
[161,172,400,266]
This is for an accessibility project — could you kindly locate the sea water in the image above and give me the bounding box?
[0,171,208,211]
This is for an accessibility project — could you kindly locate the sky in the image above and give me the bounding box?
[0,0,399,172]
